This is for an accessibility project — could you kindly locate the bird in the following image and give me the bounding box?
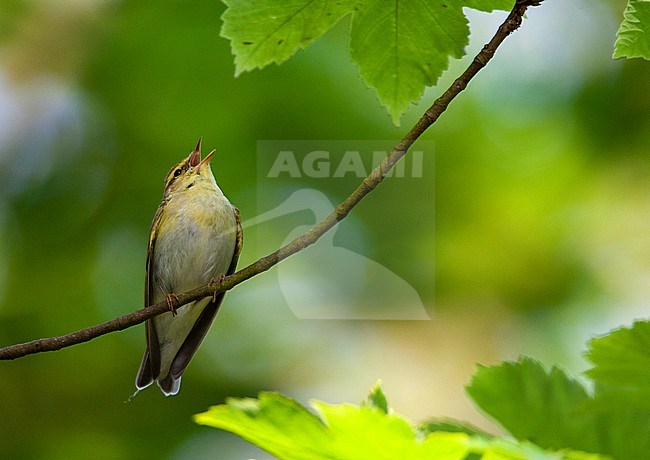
[135,138,242,396]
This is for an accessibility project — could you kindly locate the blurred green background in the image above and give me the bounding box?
[0,0,646,458]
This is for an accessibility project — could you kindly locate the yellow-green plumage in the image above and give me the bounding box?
[136,139,242,396]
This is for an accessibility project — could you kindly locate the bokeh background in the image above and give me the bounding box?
[0,0,646,458]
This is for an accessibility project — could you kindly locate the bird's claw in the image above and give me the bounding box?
[208,275,226,303]
[165,293,179,317]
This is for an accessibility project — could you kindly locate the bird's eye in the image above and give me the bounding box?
[173,169,183,178]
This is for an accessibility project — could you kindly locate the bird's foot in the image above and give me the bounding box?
[165,293,179,317]
[208,275,226,303]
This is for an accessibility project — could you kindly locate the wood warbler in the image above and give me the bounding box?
[135,138,242,396]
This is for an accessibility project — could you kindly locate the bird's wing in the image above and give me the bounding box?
[229,205,244,273]
[135,200,167,388]
[169,204,243,379]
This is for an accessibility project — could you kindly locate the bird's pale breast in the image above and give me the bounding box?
[151,184,236,375]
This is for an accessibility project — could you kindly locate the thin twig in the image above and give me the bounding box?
[0,0,543,361]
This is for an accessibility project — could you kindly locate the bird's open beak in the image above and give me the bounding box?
[197,149,215,171]
[188,137,202,167]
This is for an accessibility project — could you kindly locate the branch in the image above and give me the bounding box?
[0,0,543,361]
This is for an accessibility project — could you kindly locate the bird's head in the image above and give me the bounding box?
[162,137,217,198]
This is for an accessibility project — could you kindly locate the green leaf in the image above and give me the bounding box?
[463,0,515,12]
[418,417,489,437]
[221,0,520,124]
[349,0,469,124]
[585,320,650,392]
[313,401,471,459]
[466,358,600,452]
[419,421,606,460]
[614,0,650,60]
[195,391,470,459]
[582,321,650,457]
[220,0,357,76]
[467,355,650,459]
[194,392,333,460]
[194,384,594,459]
[362,380,389,414]
[466,437,606,460]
